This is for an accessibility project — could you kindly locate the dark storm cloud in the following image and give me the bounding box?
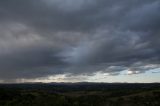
[0,0,160,81]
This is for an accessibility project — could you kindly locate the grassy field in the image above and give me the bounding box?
[0,83,159,106]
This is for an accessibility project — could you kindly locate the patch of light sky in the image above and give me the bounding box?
[9,68,160,83]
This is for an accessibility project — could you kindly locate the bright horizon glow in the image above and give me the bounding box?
[0,69,159,83]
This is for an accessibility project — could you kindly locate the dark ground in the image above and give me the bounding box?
[0,83,160,106]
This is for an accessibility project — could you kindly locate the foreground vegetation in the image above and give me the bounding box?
[0,83,160,106]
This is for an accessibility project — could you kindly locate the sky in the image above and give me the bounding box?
[0,0,160,83]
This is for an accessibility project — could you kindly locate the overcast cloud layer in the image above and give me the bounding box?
[0,0,160,81]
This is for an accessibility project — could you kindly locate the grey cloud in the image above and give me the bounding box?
[0,0,160,81]
[123,1,160,31]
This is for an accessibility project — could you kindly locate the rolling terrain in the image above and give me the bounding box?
[0,83,159,106]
